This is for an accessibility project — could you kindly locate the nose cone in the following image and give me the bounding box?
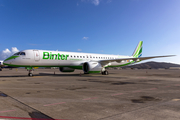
[3,60,10,65]
[3,56,19,65]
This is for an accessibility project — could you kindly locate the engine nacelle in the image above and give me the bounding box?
[59,67,75,72]
[83,62,102,74]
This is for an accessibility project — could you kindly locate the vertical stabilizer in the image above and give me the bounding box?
[132,41,143,58]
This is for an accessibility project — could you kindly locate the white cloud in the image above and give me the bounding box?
[0,47,19,60]
[82,37,89,40]
[81,0,100,6]
[11,47,19,53]
[77,49,82,51]
[92,0,100,6]
[81,0,112,6]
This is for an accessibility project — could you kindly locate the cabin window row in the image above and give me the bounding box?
[70,55,116,59]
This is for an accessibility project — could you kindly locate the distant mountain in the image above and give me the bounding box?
[122,61,180,69]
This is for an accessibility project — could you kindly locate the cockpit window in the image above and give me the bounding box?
[13,52,26,55]
[14,52,20,55]
[20,52,26,55]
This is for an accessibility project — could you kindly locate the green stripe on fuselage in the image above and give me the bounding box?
[4,56,19,61]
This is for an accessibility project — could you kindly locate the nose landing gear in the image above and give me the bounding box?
[28,72,33,77]
[102,70,108,75]
[26,67,33,77]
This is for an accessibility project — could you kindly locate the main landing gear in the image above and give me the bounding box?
[102,70,108,75]
[26,67,33,77]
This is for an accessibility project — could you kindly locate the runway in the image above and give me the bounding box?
[0,68,180,120]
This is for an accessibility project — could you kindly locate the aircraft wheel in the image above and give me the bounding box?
[0,69,2,71]
[104,70,108,75]
[102,70,108,75]
[28,73,33,77]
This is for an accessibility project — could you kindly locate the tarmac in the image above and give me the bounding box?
[0,68,180,120]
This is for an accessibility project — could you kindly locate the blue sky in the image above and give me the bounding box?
[0,0,180,64]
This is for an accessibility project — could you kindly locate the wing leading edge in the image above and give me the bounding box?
[99,55,175,65]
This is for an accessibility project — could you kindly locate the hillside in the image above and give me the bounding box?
[121,61,180,69]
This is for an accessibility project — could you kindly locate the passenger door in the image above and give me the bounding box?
[33,50,40,61]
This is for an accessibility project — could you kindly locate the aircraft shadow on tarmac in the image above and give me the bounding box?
[0,73,88,77]
[39,73,82,76]
[0,75,30,77]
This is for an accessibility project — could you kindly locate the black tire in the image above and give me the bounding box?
[104,71,108,75]
[28,73,33,77]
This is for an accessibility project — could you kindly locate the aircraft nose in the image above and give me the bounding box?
[3,57,15,65]
[3,60,11,65]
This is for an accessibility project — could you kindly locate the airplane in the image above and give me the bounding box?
[0,60,4,71]
[3,41,175,76]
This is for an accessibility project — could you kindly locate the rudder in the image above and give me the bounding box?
[132,41,143,58]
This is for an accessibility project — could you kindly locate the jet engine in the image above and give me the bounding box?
[83,62,102,74]
[59,67,75,72]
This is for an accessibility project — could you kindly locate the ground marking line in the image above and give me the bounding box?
[149,88,157,90]
[0,110,16,113]
[44,102,66,106]
[111,93,124,96]
[83,97,98,100]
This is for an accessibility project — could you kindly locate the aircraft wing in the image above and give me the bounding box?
[99,55,175,64]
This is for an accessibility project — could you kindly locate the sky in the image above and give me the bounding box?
[0,0,180,64]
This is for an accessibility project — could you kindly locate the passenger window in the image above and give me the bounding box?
[74,56,76,58]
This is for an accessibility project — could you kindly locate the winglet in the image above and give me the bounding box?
[132,41,143,58]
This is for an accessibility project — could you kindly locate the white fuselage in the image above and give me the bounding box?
[4,49,132,68]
